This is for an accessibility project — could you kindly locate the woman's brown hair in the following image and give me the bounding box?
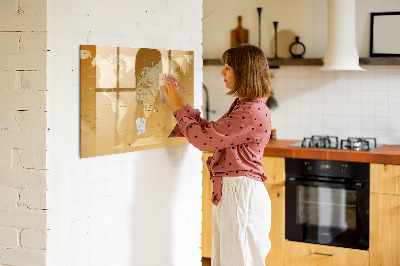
[221,44,273,99]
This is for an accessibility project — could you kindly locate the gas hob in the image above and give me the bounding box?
[289,135,382,151]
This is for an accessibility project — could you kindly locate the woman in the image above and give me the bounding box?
[161,44,273,266]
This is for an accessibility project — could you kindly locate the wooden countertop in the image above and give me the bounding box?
[263,139,400,165]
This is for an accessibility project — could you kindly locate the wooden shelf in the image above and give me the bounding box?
[203,58,323,67]
[268,58,322,67]
[359,57,400,65]
[202,59,223,66]
[203,57,400,67]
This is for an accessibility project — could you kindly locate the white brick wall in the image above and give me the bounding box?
[21,229,47,250]
[0,187,19,208]
[46,0,203,266]
[0,168,47,189]
[0,227,19,247]
[0,247,46,266]
[3,0,203,264]
[0,208,46,230]
[0,0,48,265]
[0,0,46,32]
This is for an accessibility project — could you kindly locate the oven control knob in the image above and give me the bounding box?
[340,164,347,174]
[304,162,312,171]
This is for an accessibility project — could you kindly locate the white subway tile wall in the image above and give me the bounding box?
[203,65,400,144]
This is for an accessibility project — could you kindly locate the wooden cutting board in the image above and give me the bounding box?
[231,16,249,48]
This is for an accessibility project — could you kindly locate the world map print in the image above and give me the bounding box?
[80,45,194,158]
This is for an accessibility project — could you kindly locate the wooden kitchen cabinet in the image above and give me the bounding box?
[261,156,285,186]
[262,156,285,266]
[370,163,400,195]
[264,184,285,266]
[370,193,400,266]
[370,163,400,266]
[284,241,369,266]
[201,152,213,258]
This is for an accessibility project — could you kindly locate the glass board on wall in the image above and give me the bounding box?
[80,45,194,158]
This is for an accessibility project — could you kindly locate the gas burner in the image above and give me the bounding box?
[290,136,380,151]
[301,135,339,149]
[340,137,377,151]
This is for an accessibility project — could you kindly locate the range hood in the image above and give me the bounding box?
[320,0,365,71]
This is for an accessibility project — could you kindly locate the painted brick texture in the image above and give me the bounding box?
[1,0,203,265]
[0,0,47,264]
[0,227,19,247]
[21,229,47,250]
[0,0,47,32]
[46,0,203,265]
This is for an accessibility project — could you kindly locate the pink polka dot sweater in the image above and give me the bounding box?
[169,97,272,206]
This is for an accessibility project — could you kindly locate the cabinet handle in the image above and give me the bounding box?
[314,252,335,257]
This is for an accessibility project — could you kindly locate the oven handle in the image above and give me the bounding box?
[286,177,364,189]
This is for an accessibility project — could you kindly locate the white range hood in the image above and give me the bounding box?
[320,0,365,71]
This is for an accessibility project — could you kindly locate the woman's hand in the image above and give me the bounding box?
[168,74,187,108]
[161,75,186,113]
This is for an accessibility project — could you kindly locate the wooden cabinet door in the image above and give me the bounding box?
[262,156,285,186]
[284,241,369,266]
[370,193,400,266]
[262,156,285,265]
[201,152,213,258]
[264,184,284,266]
[370,163,400,195]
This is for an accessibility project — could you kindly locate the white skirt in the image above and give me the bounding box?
[212,176,271,266]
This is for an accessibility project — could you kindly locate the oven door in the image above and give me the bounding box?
[285,177,369,250]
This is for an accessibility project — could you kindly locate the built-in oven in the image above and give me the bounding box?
[285,158,369,250]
